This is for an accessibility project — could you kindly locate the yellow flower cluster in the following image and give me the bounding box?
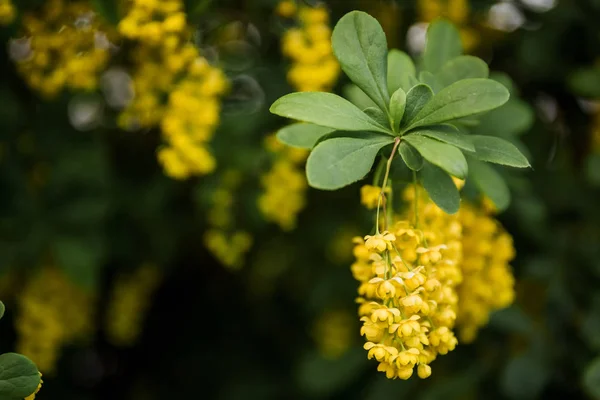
[456,202,516,343]
[279,1,340,92]
[118,0,229,179]
[16,0,111,98]
[417,0,479,51]
[258,134,308,231]
[352,220,461,380]
[105,264,162,347]
[16,266,95,374]
[203,169,253,269]
[312,310,355,359]
[0,0,15,25]
[24,373,43,400]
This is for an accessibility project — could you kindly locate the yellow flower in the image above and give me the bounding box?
[276,0,297,18]
[0,0,15,25]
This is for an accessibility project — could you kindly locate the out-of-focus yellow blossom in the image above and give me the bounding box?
[258,134,308,231]
[118,0,229,179]
[105,264,162,347]
[15,0,112,98]
[312,310,355,359]
[361,185,391,210]
[276,0,297,18]
[203,169,254,269]
[0,0,15,25]
[327,225,361,265]
[352,214,460,379]
[455,202,515,343]
[417,0,480,52]
[16,266,96,374]
[24,373,42,400]
[280,2,340,92]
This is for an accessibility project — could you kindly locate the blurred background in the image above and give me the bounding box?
[1,0,600,399]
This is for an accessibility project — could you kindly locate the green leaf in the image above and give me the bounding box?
[306,133,395,190]
[0,353,41,399]
[343,84,377,110]
[419,71,442,93]
[419,162,460,214]
[399,142,423,171]
[332,11,390,112]
[405,79,510,131]
[276,123,336,149]
[410,125,475,152]
[403,134,468,178]
[400,84,434,128]
[501,352,550,399]
[363,107,389,128]
[423,20,462,73]
[472,99,534,137]
[584,357,600,399]
[388,49,416,93]
[436,56,489,88]
[0,301,4,320]
[471,135,530,167]
[270,92,391,134]
[468,157,511,211]
[390,88,406,132]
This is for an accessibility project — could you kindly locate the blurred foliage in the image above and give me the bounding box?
[0,0,598,399]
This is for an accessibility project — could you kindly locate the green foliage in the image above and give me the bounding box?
[0,353,40,400]
[331,11,390,112]
[467,158,511,211]
[389,88,406,132]
[436,56,490,88]
[0,301,4,320]
[387,49,416,93]
[410,125,475,152]
[270,92,391,134]
[276,123,335,149]
[583,357,600,398]
[470,136,531,168]
[419,162,461,214]
[401,84,434,128]
[422,19,462,73]
[403,79,510,131]
[398,142,423,171]
[306,133,394,190]
[403,134,468,179]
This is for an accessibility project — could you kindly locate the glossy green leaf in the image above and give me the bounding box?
[332,11,390,112]
[363,107,389,128]
[270,92,391,134]
[472,99,534,137]
[306,133,395,190]
[468,157,511,211]
[420,162,460,214]
[0,353,41,399]
[436,56,489,88]
[276,123,336,149]
[471,135,531,167]
[410,125,475,152]
[399,141,423,171]
[419,71,442,93]
[343,84,376,110]
[405,79,510,131]
[403,134,468,178]
[0,301,4,320]
[423,20,462,73]
[400,84,434,128]
[390,88,406,132]
[388,49,416,93]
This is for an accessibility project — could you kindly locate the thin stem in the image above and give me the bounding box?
[375,137,402,233]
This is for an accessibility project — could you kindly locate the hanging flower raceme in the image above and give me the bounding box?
[278,0,340,92]
[455,202,516,343]
[352,218,460,380]
[204,169,253,269]
[118,0,229,179]
[0,0,15,25]
[105,264,162,347]
[258,134,308,231]
[16,266,96,374]
[14,0,112,98]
